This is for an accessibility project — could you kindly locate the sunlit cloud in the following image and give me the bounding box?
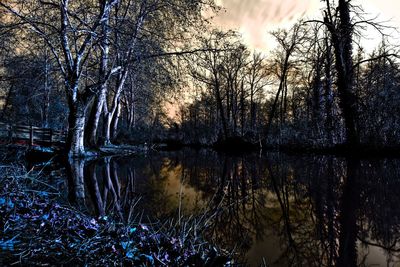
[213,0,400,52]
[213,0,320,51]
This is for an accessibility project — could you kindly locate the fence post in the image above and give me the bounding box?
[29,125,34,146]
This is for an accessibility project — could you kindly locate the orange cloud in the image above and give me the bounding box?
[213,0,399,52]
[213,0,319,50]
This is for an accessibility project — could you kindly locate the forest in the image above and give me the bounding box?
[1,0,400,266]
[1,0,399,156]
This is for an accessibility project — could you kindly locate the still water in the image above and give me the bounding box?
[45,149,400,266]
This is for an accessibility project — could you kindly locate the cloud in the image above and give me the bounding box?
[212,0,400,52]
[216,0,310,24]
[213,0,318,50]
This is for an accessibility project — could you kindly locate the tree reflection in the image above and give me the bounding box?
[66,157,127,220]
[337,159,360,267]
[62,151,400,266]
[66,158,85,206]
[84,162,104,216]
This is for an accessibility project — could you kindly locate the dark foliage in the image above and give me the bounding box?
[0,172,229,266]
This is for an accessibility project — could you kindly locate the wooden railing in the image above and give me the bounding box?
[0,122,67,147]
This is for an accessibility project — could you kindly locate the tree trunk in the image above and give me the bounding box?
[250,90,256,131]
[265,52,291,139]
[129,103,135,130]
[240,81,245,137]
[85,4,111,147]
[85,88,106,146]
[232,83,238,134]
[104,111,113,145]
[42,47,51,128]
[111,102,121,139]
[324,37,334,145]
[326,0,359,146]
[226,80,231,129]
[312,53,323,139]
[215,78,229,140]
[67,98,87,157]
[103,70,128,145]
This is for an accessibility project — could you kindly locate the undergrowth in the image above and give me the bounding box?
[0,164,231,266]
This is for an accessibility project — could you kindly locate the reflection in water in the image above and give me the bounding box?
[61,151,400,266]
[337,159,360,267]
[66,158,85,205]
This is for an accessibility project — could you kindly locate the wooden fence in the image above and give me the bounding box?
[0,122,67,147]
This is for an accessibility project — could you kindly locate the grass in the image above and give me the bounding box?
[0,164,231,266]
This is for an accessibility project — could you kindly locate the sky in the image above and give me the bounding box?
[212,0,400,52]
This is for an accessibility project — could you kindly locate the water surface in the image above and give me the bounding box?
[46,150,400,266]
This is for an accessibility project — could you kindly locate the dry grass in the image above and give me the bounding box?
[0,164,231,266]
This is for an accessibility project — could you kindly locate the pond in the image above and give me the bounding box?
[42,149,400,266]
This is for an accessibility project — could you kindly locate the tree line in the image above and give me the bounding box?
[177,0,400,150]
[1,0,400,156]
[0,0,216,156]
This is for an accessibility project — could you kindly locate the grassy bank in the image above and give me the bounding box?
[0,164,229,266]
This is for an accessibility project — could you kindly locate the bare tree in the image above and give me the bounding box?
[246,52,270,133]
[265,23,308,140]
[189,30,240,140]
[322,0,360,146]
[0,0,120,156]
